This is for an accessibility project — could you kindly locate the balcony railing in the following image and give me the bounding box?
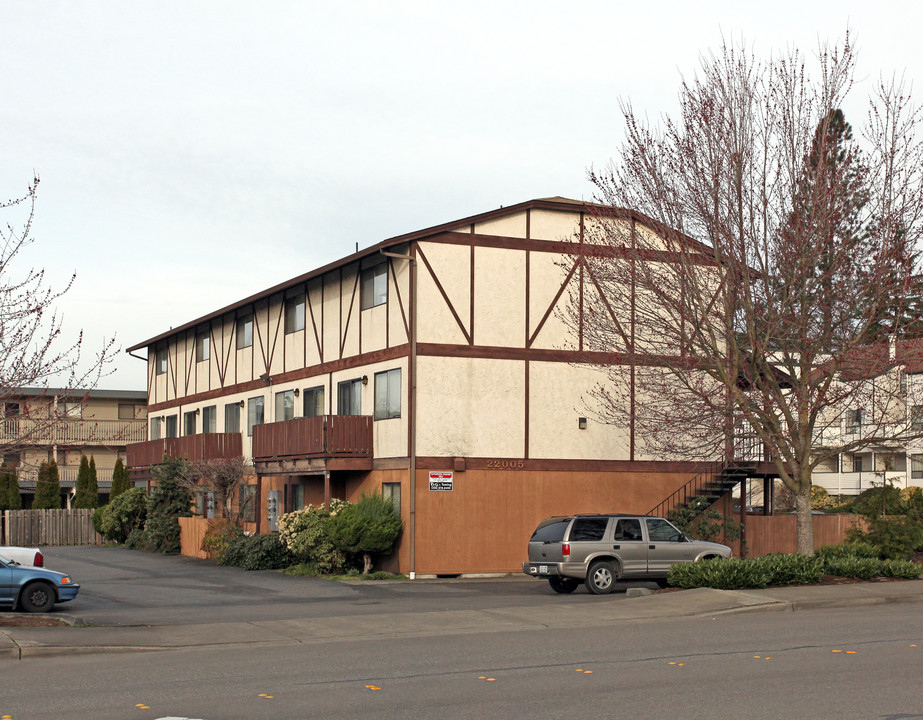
[252,415,372,460]
[0,418,148,446]
[127,433,243,468]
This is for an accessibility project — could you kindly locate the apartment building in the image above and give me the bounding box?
[1,387,148,507]
[125,197,776,575]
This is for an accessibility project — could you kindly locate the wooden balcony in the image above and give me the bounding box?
[252,415,372,475]
[0,418,148,446]
[127,433,243,469]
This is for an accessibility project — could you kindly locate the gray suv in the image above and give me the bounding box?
[522,513,732,594]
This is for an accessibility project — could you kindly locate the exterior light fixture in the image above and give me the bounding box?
[293,388,300,397]
[361,375,369,385]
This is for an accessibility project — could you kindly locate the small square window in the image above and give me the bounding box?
[285,295,305,334]
[196,333,210,362]
[303,386,325,417]
[156,347,168,375]
[202,405,217,433]
[374,368,401,420]
[275,390,294,422]
[361,264,388,309]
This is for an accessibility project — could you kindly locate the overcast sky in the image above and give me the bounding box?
[1,1,918,390]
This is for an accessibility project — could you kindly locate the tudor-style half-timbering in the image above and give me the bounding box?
[127,197,776,575]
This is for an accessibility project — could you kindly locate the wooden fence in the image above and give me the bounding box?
[2,508,103,546]
[730,514,865,557]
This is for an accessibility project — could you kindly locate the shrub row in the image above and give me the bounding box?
[667,550,921,590]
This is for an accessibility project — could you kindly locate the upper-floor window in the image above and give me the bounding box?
[247,396,265,436]
[912,455,923,479]
[337,379,362,415]
[275,390,294,422]
[237,314,253,349]
[165,415,178,439]
[196,333,210,362]
[374,368,401,420]
[845,409,862,433]
[285,294,305,334]
[303,385,325,418]
[150,417,162,440]
[62,402,82,418]
[361,264,387,310]
[156,347,168,375]
[184,411,197,436]
[118,404,142,420]
[202,405,217,433]
[225,402,241,434]
[912,405,923,432]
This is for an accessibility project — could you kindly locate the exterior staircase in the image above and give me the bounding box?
[647,460,752,519]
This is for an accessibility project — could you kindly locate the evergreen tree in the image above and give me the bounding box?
[139,457,193,553]
[88,455,99,507]
[110,457,130,500]
[33,460,62,509]
[74,455,93,508]
[328,492,403,574]
[0,462,20,511]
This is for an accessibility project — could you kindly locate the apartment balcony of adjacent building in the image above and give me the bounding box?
[0,417,148,447]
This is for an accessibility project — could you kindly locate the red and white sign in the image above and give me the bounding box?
[428,471,454,491]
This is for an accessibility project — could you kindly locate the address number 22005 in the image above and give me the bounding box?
[486,459,525,469]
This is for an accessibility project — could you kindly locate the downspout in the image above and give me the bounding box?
[380,247,416,580]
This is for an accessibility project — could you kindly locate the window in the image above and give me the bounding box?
[613,518,643,541]
[382,483,401,514]
[912,455,923,480]
[247,397,264,436]
[184,411,197,436]
[196,333,210,362]
[156,347,168,375]
[374,368,401,420]
[275,390,294,422]
[303,385,325,417]
[118,404,141,420]
[237,314,253,349]
[846,409,862,433]
[239,485,257,523]
[150,417,162,440]
[225,403,241,434]
[529,519,570,543]
[912,406,923,432]
[62,402,82,418]
[202,405,217,433]
[291,483,306,512]
[361,264,388,309]
[852,455,864,473]
[646,517,682,542]
[569,517,608,542]
[165,415,178,439]
[337,379,362,415]
[284,294,305,334]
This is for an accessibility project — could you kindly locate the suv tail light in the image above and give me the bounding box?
[562,543,570,558]
[34,551,44,567]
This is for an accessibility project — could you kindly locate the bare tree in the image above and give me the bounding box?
[180,456,254,524]
[0,176,116,477]
[574,37,923,554]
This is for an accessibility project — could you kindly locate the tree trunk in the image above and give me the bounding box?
[362,552,373,574]
[794,489,815,555]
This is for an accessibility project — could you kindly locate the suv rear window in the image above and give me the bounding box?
[568,518,609,542]
[530,519,570,543]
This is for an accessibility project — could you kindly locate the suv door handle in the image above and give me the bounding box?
[649,545,655,549]
[612,544,620,549]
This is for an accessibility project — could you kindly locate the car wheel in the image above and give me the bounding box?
[585,560,617,595]
[20,581,56,613]
[548,577,579,594]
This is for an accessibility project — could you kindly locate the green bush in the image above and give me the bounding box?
[220,533,293,570]
[850,485,905,517]
[33,460,62,509]
[73,454,99,509]
[669,497,741,543]
[816,540,880,560]
[96,487,148,543]
[201,518,245,563]
[328,493,403,574]
[879,559,923,579]
[847,515,923,560]
[110,458,130,500]
[0,462,21,511]
[277,500,349,573]
[667,557,772,590]
[822,556,882,579]
[752,554,824,585]
[136,458,192,554]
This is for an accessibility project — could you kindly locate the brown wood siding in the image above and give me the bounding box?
[127,433,243,467]
[251,416,372,460]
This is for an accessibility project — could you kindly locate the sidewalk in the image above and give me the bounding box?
[2,579,921,660]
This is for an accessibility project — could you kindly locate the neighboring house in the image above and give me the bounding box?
[1,388,148,507]
[125,197,778,575]
[810,339,923,497]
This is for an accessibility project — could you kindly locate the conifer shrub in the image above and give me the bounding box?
[136,458,192,553]
[0,462,21,511]
[110,458,130,500]
[328,493,403,574]
[32,460,62,509]
[74,455,98,509]
[220,533,293,570]
[96,487,148,543]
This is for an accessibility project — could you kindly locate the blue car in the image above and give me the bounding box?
[0,553,80,613]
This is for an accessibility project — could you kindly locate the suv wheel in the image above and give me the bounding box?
[585,560,617,595]
[548,577,579,594]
